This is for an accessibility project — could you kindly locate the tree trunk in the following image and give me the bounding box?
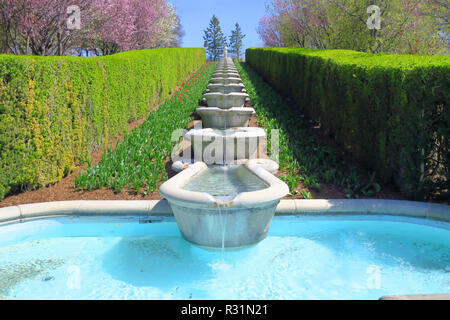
[26,35,30,55]
[57,31,62,56]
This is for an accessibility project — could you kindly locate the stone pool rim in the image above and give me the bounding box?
[0,198,449,300]
[0,198,448,225]
[158,162,289,207]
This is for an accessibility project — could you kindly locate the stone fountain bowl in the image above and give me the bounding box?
[214,67,237,73]
[184,127,266,163]
[215,65,237,70]
[217,57,234,65]
[209,77,242,85]
[204,92,249,108]
[158,162,289,248]
[217,59,234,65]
[196,107,255,129]
[212,72,240,78]
[206,83,246,94]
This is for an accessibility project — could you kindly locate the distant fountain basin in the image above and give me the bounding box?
[212,72,240,78]
[196,107,254,129]
[216,61,234,69]
[204,92,249,108]
[214,69,238,74]
[216,61,234,67]
[159,162,290,247]
[209,77,242,85]
[206,83,246,94]
[184,127,266,163]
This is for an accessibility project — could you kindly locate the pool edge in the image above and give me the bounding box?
[379,293,450,300]
[0,199,448,225]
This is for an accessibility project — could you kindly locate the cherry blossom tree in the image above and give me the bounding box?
[83,0,171,55]
[257,0,448,54]
[0,0,95,55]
[0,0,184,56]
[154,3,183,48]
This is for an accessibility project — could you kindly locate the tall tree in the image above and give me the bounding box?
[154,4,183,48]
[228,23,245,60]
[203,14,226,61]
[0,0,95,56]
[0,0,183,56]
[257,15,284,47]
[92,0,170,55]
[172,15,185,47]
[257,0,448,55]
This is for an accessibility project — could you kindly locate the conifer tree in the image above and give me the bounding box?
[229,23,245,60]
[203,15,226,61]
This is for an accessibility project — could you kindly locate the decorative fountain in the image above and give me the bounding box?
[159,48,289,248]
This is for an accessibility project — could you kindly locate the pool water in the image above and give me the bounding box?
[182,165,269,197]
[0,215,449,300]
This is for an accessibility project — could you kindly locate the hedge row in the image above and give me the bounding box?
[246,47,449,199]
[0,48,205,200]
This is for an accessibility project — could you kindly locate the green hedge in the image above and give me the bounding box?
[246,47,449,199]
[0,48,205,200]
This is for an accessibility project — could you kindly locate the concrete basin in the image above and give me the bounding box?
[204,92,249,108]
[207,83,246,94]
[158,162,289,248]
[196,107,255,129]
[184,127,266,164]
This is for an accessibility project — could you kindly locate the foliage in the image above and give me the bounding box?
[228,23,246,60]
[235,61,382,199]
[0,0,92,55]
[154,4,184,48]
[246,47,449,199]
[92,0,170,55]
[74,62,215,193]
[257,0,449,55]
[203,15,227,61]
[257,15,284,47]
[0,0,183,56]
[0,48,205,200]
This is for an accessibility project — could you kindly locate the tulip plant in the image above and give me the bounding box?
[235,62,381,199]
[74,62,215,193]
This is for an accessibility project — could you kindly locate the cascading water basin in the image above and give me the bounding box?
[158,162,289,248]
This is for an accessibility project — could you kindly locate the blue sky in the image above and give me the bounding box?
[169,0,268,52]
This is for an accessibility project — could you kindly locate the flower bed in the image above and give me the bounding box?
[0,48,205,200]
[74,62,215,194]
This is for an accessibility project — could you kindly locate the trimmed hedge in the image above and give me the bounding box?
[246,47,449,199]
[0,48,205,200]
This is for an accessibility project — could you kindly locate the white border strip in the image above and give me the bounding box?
[0,199,449,225]
[379,294,450,300]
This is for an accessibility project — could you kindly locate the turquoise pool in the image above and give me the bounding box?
[0,215,449,299]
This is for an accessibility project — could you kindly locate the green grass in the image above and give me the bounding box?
[74,62,216,194]
[235,61,381,199]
